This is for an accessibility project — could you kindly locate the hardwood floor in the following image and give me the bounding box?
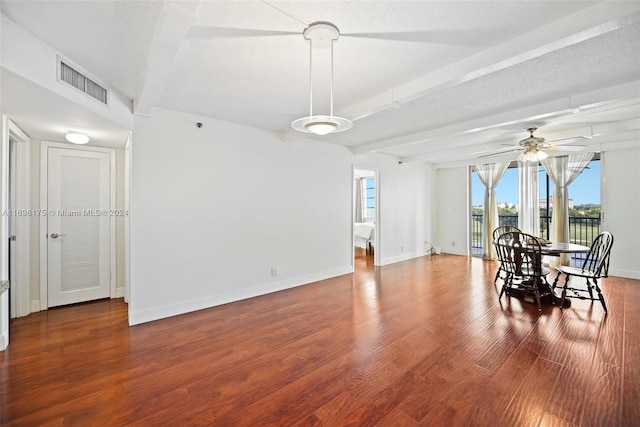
[2,254,639,426]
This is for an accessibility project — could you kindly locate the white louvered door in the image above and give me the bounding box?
[47,147,110,307]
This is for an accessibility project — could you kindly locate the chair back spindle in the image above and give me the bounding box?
[555,231,614,313]
[581,231,614,278]
[496,231,550,311]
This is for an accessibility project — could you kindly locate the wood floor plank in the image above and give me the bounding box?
[498,357,564,426]
[463,345,540,426]
[1,254,638,426]
[579,361,623,426]
[538,411,576,427]
[622,331,640,424]
[376,408,418,426]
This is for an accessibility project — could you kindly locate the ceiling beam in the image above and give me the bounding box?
[401,121,640,165]
[134,1,199,116]
[351,81,640,156]
[338,4,640,123]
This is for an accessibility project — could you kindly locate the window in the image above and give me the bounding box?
[365,178,375,219]
[471,157,600,258]
[471,165,518,256]
[539,157,600,245]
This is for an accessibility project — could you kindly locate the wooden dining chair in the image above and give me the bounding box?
[553,231,614,313]
[496,231,551,311]
[492,225,521,285]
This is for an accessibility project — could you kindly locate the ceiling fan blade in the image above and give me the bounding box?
[186,25,299,39]
[546,136,592,145]
[473,145,521,155]
[341,30,492,45]
[547,145,587,151]
[477,148,522,158]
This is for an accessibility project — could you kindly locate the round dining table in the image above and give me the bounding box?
[539,241,590,256]
[501,240,591,308]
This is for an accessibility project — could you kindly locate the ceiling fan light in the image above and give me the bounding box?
[65,131,90,144]
[518,147,548,162]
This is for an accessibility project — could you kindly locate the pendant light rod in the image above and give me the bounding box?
[308,37,313,118]
[291,21,353,135]
[330,40,334,117]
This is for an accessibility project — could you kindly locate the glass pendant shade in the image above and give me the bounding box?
[304,120,337,135]
[292,115,352,135]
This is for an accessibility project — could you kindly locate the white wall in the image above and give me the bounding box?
[115,147,126,295]
[130,108,433,324]
[433,166,469,256]
[378,161,433,265]
[0,15,132,130]
[602,147,640,279]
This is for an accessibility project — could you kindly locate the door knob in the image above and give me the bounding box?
[50,233,66,239]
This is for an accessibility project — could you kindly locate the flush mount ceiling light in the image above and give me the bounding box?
[291,21,352,136]
[65,131,90,145]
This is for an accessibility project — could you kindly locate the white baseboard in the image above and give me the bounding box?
[0,335,6,351]
[30,300,41,313]
[608,268,640,280]
[442,247,468,256]
[30,287,125,313]
[380,252,424,266]
[128,265,353,326]
[380,250,430,266]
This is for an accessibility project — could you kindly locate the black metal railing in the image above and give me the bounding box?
[471,214,600,261]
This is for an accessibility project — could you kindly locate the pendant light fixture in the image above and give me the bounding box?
[291,21,352,136]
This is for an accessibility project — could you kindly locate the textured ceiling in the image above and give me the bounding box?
[1,0,639,165]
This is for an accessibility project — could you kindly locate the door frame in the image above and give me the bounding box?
[39,141,116,310]
[352,166,381,267]
[3,117,31,318]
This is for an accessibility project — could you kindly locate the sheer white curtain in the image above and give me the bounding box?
[518,161,540,237]
[541,153,594,264]
[475,162,509,259]
[354,178,364,223]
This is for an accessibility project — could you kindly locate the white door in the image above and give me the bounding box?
[47,147,111,307]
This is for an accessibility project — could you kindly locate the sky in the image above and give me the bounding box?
[472,160,601,206]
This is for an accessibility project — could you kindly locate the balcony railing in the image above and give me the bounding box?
[471,214,600,264]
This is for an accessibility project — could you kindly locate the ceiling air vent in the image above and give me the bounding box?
[58,58,109,106]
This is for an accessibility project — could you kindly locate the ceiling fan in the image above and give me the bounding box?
[185,1,506,136]
[479,126,590,161]
[185,1,493,45]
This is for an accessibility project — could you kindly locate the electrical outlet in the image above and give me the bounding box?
[401,246,404,252]
[451,241,455,247]
[271,267,278,277]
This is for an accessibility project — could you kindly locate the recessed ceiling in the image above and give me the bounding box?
[1,1,638,163]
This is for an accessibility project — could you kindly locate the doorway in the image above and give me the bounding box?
[6,120,31,318]
[40,142,116,308]
[353,167,379,270]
